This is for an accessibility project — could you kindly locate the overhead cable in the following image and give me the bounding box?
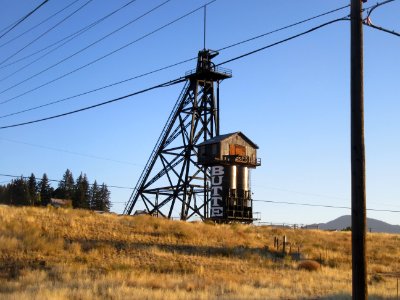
[363,0,400,37]
[0,16,346,128]
[0,173,134,190]
[217,17,349,67]
[0,0,345,72]
[0,0,50,40]
[0,0,216,104]
[253,199,400,213]
[0,56,196,119]
[0,0,163,85]
[0,137,143,166]
[0,0,138,71]
[217,4,350,52]
[0,2,349,114]
[0,0,94,66]
[363,22,400,37]
[0,76,186,129]
[0,0,80,49]
[4,174,399,211]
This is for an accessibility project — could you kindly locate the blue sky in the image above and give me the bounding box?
[0,0,398,225]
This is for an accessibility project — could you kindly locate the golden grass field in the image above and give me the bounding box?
[0,205,399,299]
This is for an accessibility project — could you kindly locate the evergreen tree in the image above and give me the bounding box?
[9,177,31,206]
[39,173,53,206]
[0,185,5,203]
[89,180,100,210]
[98,183,111,212]
[0,183,11,204]
[28,173,38,205]
[73,173,90,209]
[57,169,74,200]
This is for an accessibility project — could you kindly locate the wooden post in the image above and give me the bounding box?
[282,235,286,254]
[351,0,367,299]
[397,277,398,300]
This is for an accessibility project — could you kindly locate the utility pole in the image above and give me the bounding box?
[351,0,367,299]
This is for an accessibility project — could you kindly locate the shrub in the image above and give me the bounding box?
[298,260,320,271]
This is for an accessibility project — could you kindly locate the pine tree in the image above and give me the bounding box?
[9,177,31,206]
[0,183,11,204]
[0,185,5,203]
[57,169,74,200]
[98,183,111,212]
[73,173,90,209]
[39,173,53,206]
[28,173,38,205]
[89,180,100,210]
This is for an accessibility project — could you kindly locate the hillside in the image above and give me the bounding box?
[0,205,399,299]
[316,215,400,233]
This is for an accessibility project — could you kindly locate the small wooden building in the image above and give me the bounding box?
[197,132,260,167]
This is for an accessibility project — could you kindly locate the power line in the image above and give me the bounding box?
[0,56,196,119]
[216,4,350,52]
[0,137,143,166]
[0,0,50,40]
[2,171,398,212]
[0,16,346,128]
[0,0,347,73]
[0,3,352,117]
[366,0,396,18]
[0,173,134,190]
[215,0,394,63]
[0,0,94,66]
[0,76,186,129]
[363,23,400,37]
[0,0,393,106]
[0,20,19,35]
[253,184,348,201]
[0,0,139,71]
[0,0,80,49]
[1,2,395,126]
[253,199,400,213]
[0,0,140,83]
[0,0,215,105]
[217,17,349,67]
[363,0,400,37]
[0,0,165,86]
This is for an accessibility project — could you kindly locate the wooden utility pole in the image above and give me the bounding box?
[351,0,367,299]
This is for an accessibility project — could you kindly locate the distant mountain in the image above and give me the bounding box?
[310,215,400,234]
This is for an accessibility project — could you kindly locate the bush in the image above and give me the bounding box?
[298,260,320,271]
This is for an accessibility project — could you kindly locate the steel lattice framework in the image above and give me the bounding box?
[123,50,231,220]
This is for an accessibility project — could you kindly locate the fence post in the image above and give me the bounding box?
[282,235,286,254]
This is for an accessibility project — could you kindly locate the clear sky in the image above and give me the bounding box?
[0,0,399,225]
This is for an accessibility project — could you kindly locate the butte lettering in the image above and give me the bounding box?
[210,166,224,217]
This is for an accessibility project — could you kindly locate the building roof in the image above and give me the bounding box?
[196,132,259,149]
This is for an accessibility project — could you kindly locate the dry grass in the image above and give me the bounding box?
[0,205,399,299]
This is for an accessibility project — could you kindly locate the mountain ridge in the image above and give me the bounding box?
[310,215,400,233]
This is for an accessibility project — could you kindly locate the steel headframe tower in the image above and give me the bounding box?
[123,49,232,220]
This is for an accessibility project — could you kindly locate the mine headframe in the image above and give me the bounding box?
[123,49,232,220]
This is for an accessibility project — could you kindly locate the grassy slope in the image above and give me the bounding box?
[0,205,399,300]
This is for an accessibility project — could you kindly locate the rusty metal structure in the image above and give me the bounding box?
[123,49,232,220]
